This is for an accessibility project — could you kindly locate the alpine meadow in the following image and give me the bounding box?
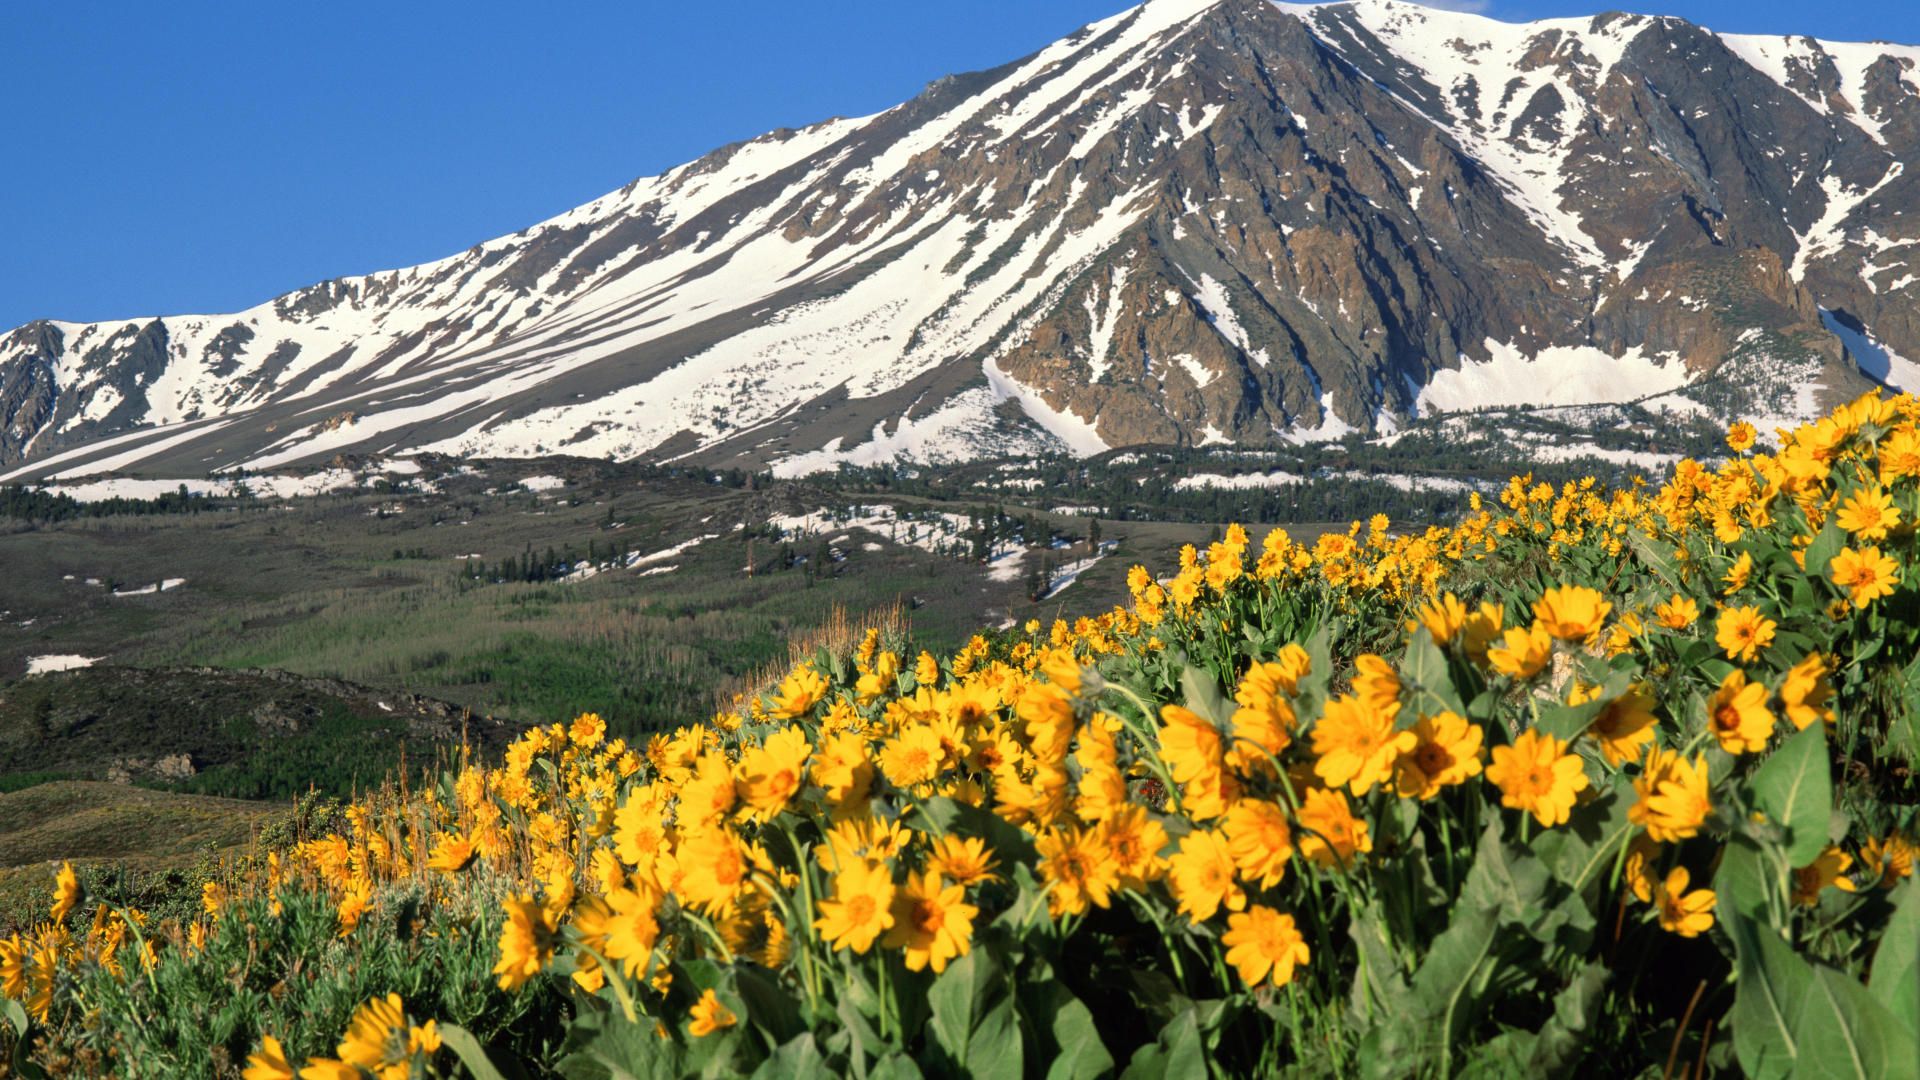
[3,1,1920,1077]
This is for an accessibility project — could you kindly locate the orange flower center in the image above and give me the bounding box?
[1054,851,1090,886]
[1415,743,1453,774]
[844,895,876,925]
[912,898,945,935]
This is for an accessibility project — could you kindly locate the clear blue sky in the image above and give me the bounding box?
[3,0,1915,330]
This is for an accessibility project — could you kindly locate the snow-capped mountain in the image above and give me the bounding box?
[4,0,1918,482]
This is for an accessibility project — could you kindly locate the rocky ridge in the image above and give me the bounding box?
[2,0,1916,481]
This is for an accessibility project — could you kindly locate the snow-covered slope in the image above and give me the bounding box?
[3,0,1917,481]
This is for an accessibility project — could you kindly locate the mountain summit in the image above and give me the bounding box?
[5,0,1918,481]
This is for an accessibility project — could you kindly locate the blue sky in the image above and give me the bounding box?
[3,0,1915,330]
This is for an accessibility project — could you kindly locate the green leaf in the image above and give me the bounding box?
[1526,963,1609,1072]
[1531,669,1625,742]
[1799,967,1920,1080]
[1804,521,1847,579]
[1400,627,1465,718]
[928,951,983,1066]
[1042,991,1115,1080]
[1179,665,1233,727]
[1296,622,1337,717]
[1752,722,1832,866]
[991,862,1053,939]
[835,987,885,1064]
[1724,907,1808,1080]
[1627,532,1683,589]
[927,949,1020,1079]
[1346,899,1411,1027]
[1459,819,1550,928]
[734,964,805,1046]
[866,1053,927,1080]
[439,1024,523,1080]
[1715,834,1778,921]
[555,1008,687,1080]
[5,999,48,1080]
[1119,1008,1204,1080]
[1871,880,1920,1043]
[919,796,1037,863]
[1408,903,1502,1053]
[966,997,1025,1080]
[1533,775,1634,893]
[1893,655,1920,767]
[751,1034,827,1080]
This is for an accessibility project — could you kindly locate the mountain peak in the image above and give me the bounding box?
[2,0,1916,482]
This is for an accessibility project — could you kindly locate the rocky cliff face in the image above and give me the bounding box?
[2,0,1916,481]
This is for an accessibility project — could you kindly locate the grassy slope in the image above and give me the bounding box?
[0,781,279,932]
[0,467,1321,739]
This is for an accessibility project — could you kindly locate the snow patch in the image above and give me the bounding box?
[1823,309,1920,392]
[1417,342,1690,414]
[26,655,100,675]
[984,357,1110,457]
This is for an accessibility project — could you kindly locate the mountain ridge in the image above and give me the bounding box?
[4,0,1917,483]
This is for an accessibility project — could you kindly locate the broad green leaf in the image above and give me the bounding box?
[735,964,805,1046]
[866,1053,927,1080]
[1408,899,1502,1057]
[1460,819,1550,928]
[1179,665,1233,727]
[1871,880,1920,1043]
[1715,835,1777,921]
[1120,1008,1204,1080]
[1803,521,1847,579]
[966,997,1025,1080]
[555,1009,687,1080]
[1626,532,1683,589]
[1533,775,1634,892]
[439,1024,522,1080]
[1799,967,1920,1080]
[989,862,1052,943]
[1346,899,1411,1028]
[1752,722,1832,866]
[1400,626,1465,718]
[835,989,885,1065]
[1893,654,1920,766]
[916,797,1036,864]
[1296,622,1337,716]
[750,1034,827,1080]
[928,951,987,1066]
[929,949,1020,1079]
[1526,963,1609,1072]
[1041,989,1115,1080]
[1725,907,1809,1080]
[5,999,48,1080]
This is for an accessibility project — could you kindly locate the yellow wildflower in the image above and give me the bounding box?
[1706,669,1774,755]
[1714,605,1776,663]
[1221,906,1310,990]
[1486,730,1588,828]
[1652,867,1716,937]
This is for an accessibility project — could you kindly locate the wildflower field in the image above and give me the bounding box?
[5,392,1920,1078]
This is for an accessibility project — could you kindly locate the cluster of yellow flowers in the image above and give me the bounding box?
[1,862,147,1024]
[6,390,1918,1073]
[244,996,440,1080]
